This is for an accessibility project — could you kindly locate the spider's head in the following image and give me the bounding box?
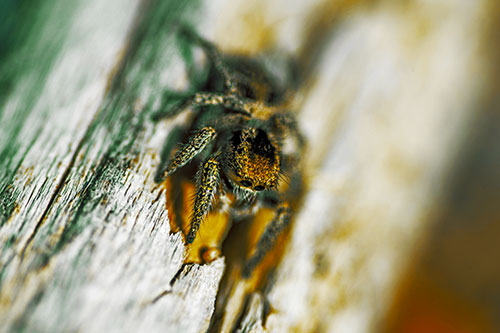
[226,128,280,197]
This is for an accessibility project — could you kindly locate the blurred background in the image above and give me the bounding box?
[1,0,499,332]
[385,74,500,331]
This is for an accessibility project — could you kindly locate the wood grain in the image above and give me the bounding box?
[0,0,494,332]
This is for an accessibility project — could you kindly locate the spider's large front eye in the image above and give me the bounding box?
[254,185,265,191]
[240,180,252,187]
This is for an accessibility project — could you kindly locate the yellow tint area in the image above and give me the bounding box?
[164,173,298,297]
[245,207,291,290]
[165,177,232,264]
[165,176,293,280]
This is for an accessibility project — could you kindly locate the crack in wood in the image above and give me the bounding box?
[169,263,194,287]
[149,289,173,304]
[16,0,150,261]
[20,133,88,261]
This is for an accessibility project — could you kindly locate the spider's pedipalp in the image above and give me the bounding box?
[164,127,216,178]
[186,157,220,244]
[242,203,291,278]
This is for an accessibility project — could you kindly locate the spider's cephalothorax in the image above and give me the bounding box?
[157,27,304,278]
[224,128,280,200]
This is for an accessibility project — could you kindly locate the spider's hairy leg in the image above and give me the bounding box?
[152,90,193,121]
[271,112,306,152]
[186,158,220,244]
[160,92,255,119]
[163,127,216,178]
[242,203,291,278]
[207,114,248,131]
[153,91,253,122]
[155,125,186,183]
[179,25,238,93]
[192,92,254,115]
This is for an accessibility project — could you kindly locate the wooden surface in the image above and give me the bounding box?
[0,0,496,332]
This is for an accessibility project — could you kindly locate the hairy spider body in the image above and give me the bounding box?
[158,27,304,278]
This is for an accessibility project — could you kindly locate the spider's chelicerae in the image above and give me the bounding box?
[157,27,305,278]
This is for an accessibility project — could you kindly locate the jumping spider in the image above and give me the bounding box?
[157,27,305,278]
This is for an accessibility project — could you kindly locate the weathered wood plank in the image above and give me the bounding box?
[1,0,494,332]
[1,0,141,323]
[1,1,227,332]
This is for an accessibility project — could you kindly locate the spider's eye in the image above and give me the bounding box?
[240,180,252,187]
[254,185,265,191]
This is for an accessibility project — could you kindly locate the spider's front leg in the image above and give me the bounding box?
[192,92,254,115]
[270,112,306,153]
[186,157,221,244]
[242,203,292,278]
[155,91,255,121]
[162,127,216,180]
